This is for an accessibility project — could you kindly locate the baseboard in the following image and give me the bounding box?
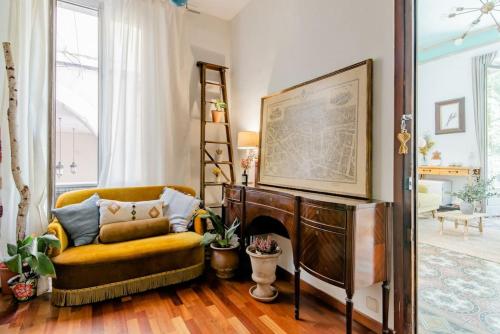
[276,267,393,334]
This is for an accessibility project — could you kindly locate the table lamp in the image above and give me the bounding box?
[237,131,259,185]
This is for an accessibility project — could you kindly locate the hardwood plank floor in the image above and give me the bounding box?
[0,274,374,334]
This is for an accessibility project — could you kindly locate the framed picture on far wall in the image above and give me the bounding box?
[435,97,465,134]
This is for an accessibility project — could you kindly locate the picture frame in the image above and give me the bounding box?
[435,97,465,134]
[257,60,373,199]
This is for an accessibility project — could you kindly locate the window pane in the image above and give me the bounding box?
[55,1,98,195]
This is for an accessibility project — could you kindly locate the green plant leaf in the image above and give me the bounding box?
[3,254,22,275]
[7,243,17,256]
[225,219,240,242]
[38,234,61,251]
[200,232,217,246]
[35,252,56,277]
[25,256,38,273]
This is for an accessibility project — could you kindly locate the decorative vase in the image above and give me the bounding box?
[0,263,16,295]
[211,110,224,123]
[215,154,222,162]
[8,275,38,302]
[460,202,474,215]
[210,243,239,279]
[246,246,282,302]
[242,170,248,186]
[215,175,221,183]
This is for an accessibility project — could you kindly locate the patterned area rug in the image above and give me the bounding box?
[418,243,500,334]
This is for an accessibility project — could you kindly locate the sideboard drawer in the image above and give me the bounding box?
[300,222,346,287]
[225,187,242,202]
[245,190,294,213]
[301,203,346,229]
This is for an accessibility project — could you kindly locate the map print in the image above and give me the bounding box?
[262,79,359,184]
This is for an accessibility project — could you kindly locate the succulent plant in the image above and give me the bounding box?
[249,235,280,255]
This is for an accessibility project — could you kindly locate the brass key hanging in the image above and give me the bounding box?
[398,114,412,155]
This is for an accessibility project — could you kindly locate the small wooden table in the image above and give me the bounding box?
[435,211,486,240]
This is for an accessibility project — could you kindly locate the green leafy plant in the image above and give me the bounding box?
[3,234,61,282]
[449,177,498,203]
[200,209,239,248]
[213,99,226,111]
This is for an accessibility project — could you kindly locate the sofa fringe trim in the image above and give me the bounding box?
[51,263,204,306]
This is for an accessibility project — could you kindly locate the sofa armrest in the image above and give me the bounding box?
[193,209,208,235]
[47,219,69,256]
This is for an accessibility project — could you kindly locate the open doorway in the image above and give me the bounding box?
[415,1,500,333]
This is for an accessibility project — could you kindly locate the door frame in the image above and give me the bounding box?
[394,0,416,333]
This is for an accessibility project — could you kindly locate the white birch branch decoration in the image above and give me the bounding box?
[3,42,31,240]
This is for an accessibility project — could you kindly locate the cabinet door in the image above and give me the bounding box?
[300,222,346,287]
[225,200,242,228]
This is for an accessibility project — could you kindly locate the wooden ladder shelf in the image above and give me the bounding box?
[197,61,235,208]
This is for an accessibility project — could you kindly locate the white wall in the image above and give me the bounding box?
[229,0,394,325]
[417,42,500,192]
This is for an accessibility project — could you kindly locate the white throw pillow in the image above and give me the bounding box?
[160,187,201,233]
[98,199,164,226]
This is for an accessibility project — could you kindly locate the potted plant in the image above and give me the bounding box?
[3,234,61,301]
[212,167,222,183]
[246,235,282,302]
[418,134,435,165]
[200,209,240,279]
[450,177,498,214]
[211,99,226,123]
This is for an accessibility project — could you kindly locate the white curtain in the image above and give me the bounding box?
[99,0,191,187]
[0,0,50,252]
[472,52,497,178]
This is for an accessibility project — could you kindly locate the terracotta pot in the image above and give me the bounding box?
[246,246,282,300]
[0,264,16,295]
[8,275,38,302]
[210,243,239,279]
[211,110,225,123]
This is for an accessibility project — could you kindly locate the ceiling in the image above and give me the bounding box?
[187,0,251,20]
[418,0,500,49]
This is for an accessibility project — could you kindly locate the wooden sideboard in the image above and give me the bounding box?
[223,184,392,334]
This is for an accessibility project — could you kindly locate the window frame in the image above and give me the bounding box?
[52,0,102,204]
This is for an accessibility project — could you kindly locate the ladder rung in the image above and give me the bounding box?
[197,61,228,70]
[204,182,224,186]
[205,121,229,126]
[205,141,230,145]
[204,81,225,87]
[205,161,232,165]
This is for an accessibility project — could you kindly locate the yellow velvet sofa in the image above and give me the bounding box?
[47,185,206,306]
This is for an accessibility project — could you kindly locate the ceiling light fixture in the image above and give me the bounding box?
[448,1,500,45]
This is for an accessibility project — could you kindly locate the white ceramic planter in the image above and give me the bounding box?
[460,202,474,215]
[246,246,282,301]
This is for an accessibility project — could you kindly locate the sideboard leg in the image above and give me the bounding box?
[294,268,300,319]
[346,293,353,334]
[382,280,390,334]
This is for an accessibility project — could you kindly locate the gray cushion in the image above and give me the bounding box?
[52,193,100,246]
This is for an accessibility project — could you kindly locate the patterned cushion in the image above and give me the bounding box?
[98,199,164,226]
[160,187,201,233]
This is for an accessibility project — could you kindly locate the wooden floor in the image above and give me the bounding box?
[0,275,373,334]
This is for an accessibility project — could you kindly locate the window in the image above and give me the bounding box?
[55,0,99,197]
[487,64,500,213]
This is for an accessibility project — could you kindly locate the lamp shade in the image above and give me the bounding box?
[237,131,259,149]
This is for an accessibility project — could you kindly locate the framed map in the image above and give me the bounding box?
[257,60,373,198]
